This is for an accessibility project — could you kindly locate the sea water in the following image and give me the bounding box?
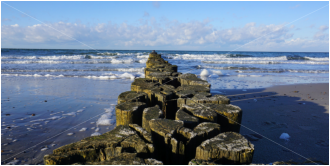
[2,49,328,90]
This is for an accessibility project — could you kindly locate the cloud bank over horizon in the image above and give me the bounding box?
[2,19,329,52]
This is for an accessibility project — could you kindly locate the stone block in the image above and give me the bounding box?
[117,91,148,104]
[115,102,147,126]
[181,104,217,123]
[204,103,242,133]
[195,132,254,164]
[142,105,164,133]
[175,108,199,129]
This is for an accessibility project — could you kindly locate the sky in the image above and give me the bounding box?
[1,1,329,52]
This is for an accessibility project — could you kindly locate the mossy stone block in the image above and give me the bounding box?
[203,103,242,133]
[115,102,147,126]
[175,108,199,129]
[142,105,164,133]
[181,104,217,123]
[117,91,148,104]
[195,132,254,164]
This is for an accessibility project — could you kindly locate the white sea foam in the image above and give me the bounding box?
[305,56,329,61]
[41,147,48,151]
[203,60,329,65]
[200,69,210,76]
[138,59,148,63]
[67,133,74,136]
[91,132,101,136]
[79,128,87,132]
[2,60,63,64]
[137,55,149,58]
[212,70,223,75]
[63,112,76,116]
[237,74,248,77]
[30,119,45,122]
[97,107,116,126]
[111,59,134,64]
[77,109,84,113]
[48,116,61,120]
[118,73,135,80]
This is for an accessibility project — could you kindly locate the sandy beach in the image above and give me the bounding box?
[2,74,328,165]
[214,83,329,164]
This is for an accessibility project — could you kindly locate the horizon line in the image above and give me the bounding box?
[1,48,329,53]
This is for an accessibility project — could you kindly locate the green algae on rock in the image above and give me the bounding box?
[44,125,153,165]
[117,91,148,104]
[142,105,164,133]
[115,102,147,126]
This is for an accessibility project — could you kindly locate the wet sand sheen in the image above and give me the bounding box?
[1,77,132,164]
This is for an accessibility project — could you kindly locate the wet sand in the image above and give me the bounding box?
[213,83,329,164]
[1,76,133,164]
[1,76,329,164]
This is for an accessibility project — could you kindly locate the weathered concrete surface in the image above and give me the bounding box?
[177,92,212,108]
[195,132,254,164]
[115,102,147,126]
[149,119,184,164]
[131,78,160,94]
[181,104,218,123]
[173,127,198,164]
[44,126,152,165]
[178,73,211,88]
[142,105,164,133]
[204,103,242,133]
[175,108,199,129]
[193,122,221,143]
[117,91,148,104]
[176,86,211,108]
[176,85,211,93]
[129,124,153,143]
[186,94,230,105]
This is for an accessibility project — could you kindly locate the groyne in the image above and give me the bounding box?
[43,51,254,165]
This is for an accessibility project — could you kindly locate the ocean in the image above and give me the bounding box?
[1,49,329,89]
[1,48,329,164]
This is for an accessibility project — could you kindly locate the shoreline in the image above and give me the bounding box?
[1,75,329,164]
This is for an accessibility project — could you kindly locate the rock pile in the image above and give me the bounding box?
[43,51,254,165]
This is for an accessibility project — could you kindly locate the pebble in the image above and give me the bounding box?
[31,114,35,116]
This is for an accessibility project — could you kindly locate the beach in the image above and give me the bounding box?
[1,49,329,164]
[1,75,328,164]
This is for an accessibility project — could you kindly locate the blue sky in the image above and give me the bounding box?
[1,1,329,52]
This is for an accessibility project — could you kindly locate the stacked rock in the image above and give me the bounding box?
[43,51,254,165]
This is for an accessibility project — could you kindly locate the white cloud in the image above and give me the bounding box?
[314,25,329,41]
[152,1,160,8]
[319,25,329,31]
[1,19,328,51]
